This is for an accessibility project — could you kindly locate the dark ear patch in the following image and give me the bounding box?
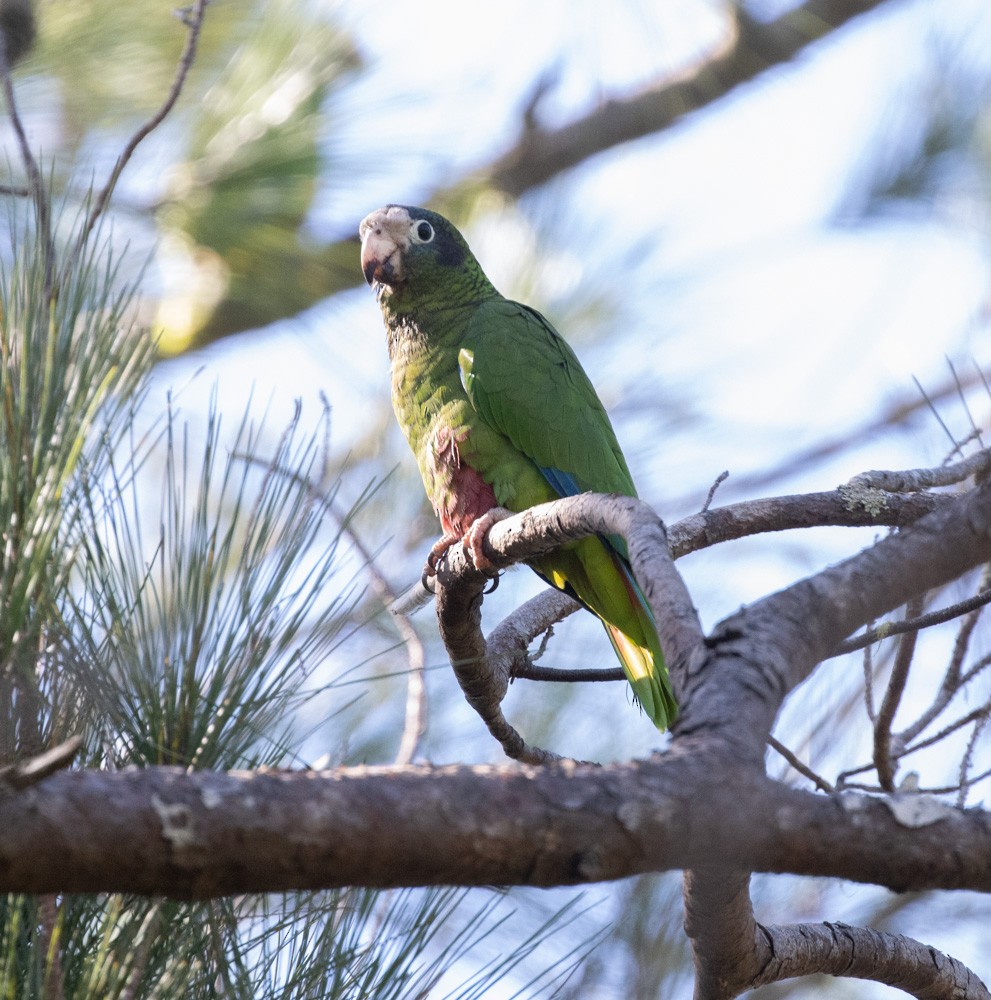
[436,231,465,268]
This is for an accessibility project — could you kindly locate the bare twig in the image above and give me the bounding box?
[837,695,991,791]
[74,0,209,255]
[767,735,834,793]
[513,663,625,683]
[701,471,729,513]
[0,23,53,292]
[957,715,990,808]
[389,579,435,617]
[0,735,84,791]
[845,447,991,494]
[486,587,579,682]
[902,701,991,760]
[898,564,991,745]
[834,587,991,656]
[862,638,877,723]
[873,596,924,792]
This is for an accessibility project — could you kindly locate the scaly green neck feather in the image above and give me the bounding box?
[378,248,496,354]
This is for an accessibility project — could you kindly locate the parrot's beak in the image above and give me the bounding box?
[359,209,409,287]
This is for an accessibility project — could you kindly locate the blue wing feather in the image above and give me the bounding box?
[537,465,581,498]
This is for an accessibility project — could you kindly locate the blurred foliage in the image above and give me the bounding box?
[154,0,361,353]
[9,0,361,355]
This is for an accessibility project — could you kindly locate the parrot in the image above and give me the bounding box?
[359,205,676,730]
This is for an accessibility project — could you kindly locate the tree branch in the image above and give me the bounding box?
[834,586,991,656]
[685,478,991,755]
[5,472,991,993]
[486,0,891,195]
[1,762,989,898]
[431,493,703,758]
[847,449,991,493]
[668,489,948,559]
[755,922,991,999]
[873,594,924,792]
[74,0,208,256]
[684,868,767,1000]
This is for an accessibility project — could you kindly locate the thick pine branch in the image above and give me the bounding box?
[1,760,990,898]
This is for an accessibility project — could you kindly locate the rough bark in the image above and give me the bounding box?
[1,757,991,898]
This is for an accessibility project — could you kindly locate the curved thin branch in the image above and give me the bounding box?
[755,922,990,999]
[333,507,428,766]
[668,489,948,559]
[431,493,703,758]
[479,585,625,676]
[74,0,208,256]
[873,595,924,791]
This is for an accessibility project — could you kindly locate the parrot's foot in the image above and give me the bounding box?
[464,507,512,572]
[421,508,511,585]
[423,531,461,581]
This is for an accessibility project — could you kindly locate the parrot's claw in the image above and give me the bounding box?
[464,507,512,572]
[424,532,460,580]
[420,567,436,594]
[423,509,511,586]
[483,573,501,594]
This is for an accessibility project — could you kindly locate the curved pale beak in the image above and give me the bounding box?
[359,208,410,287]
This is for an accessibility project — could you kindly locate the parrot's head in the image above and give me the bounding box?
[359,205,489,311]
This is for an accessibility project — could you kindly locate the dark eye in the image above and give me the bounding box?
[411,220,434,244]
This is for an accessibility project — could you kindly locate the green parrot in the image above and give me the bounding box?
[359,205,676,730]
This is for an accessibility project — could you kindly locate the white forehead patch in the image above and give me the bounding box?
[359,205,412,241]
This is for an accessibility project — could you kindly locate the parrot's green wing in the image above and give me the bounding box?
[460,299,635,493]
[458,297,676,729]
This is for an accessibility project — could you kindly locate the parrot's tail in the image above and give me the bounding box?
[603,619,676,731]
[533,540,677,731]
